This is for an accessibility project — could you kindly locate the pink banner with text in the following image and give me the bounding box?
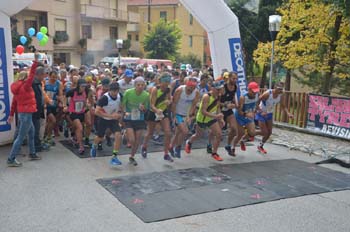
[307,94,350,140]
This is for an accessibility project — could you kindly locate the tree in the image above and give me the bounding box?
[253,0,350,96]
[143,19,182,60]
[176,53,202,69]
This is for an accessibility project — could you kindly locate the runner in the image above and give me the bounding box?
[117,69,134,94]
[90,82,124,165]
[44,70,63,146]
[141,73,174,162]
[170,77,200,158]
[220,71,238,156]
[185,80,225,161]
[122,76,149,166]
[255,82,293,154]
[64,79,92,154]
[232,81,260,156]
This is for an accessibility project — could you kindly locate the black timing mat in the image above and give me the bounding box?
[59,135,254,158]
[97,159,350,223]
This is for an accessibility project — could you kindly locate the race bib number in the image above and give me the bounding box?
[131,108,141,120]
[266,105,274,113]
[75,101,84,112]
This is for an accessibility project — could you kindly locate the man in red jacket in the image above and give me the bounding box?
[7,54,41,167]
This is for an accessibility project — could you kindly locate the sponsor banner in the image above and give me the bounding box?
[307,93,350,140]
[0,27,11,132]
[229,38,247,98]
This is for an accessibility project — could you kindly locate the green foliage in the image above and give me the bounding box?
[176,53,202,69]
[143,19,182,60]
[11,30,32,49]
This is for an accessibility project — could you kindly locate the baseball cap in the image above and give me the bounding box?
[159,73,172,83]
[212,80,225,89]
[101,78,110,86]
[248,82,260,93]
[186,77,197,87]
[223,72,229,79]
[180,64,186,70]
[124,69,133,78]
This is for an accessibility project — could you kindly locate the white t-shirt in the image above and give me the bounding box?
[117,79,134,94]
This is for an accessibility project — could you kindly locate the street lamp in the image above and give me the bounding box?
[268,15,281,89]
[116,39,123,67]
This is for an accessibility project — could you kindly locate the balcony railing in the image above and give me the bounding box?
[80,4,128,21]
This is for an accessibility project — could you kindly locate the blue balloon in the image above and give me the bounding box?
[28,27,35,37]
[20,36,27,45]
[36,32,44,41]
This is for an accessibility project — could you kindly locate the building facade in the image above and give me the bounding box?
[12,0,130,66]
[127,0,210,65]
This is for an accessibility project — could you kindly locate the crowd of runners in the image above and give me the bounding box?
[7,53,293,167]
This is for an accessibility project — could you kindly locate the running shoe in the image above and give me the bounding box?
[212,153,223,161]
[84,138,92,147]
[164,154,174,162]
[7,159,22,167]
[175,146,181,158]
[29,153,41,160]
[152,135,163,145]
[106,136,112,147]
[129,157,138,166]
[257,146,267,154]
[90,145,96,158]
[78,146,85,155]
[240,141,246,151]
[225,145,233,156]
[231,148,236,157]
[141,146,147,158]
[185,140,192,154]
[206,144,212,153]
[64,127,69,138]
[97,143,103,150]
[110,155,122,165]
[169,146,176,158]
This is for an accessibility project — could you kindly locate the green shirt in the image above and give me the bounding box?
[122,88,149,121]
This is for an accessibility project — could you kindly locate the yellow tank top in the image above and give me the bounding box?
[196,94,218,123]
[154,87,169,111]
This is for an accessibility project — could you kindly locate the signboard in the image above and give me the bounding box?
[0,27,11,132]
[307,93,350,140]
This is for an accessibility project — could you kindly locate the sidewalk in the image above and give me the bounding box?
[0,128,350,232]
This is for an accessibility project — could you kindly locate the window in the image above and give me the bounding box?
[24,19,37,33]
[189,14,193,25]
[136,34,139,41]
[82,25,92,39]
[128,34,132,41]
[110,26,118,39]
[160,11,167,21]
[55,18,67,33]
[189,35,193,47]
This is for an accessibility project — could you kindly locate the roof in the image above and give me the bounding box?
[128,0,179,6]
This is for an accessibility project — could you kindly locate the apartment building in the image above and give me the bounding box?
[127,0,210,65]
[12,0,130,66]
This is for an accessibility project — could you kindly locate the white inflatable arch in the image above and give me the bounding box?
[180,0,247,96]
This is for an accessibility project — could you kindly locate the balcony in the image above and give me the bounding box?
[127,23,140,32]
[80,4,128,21]
[128,11,140,23]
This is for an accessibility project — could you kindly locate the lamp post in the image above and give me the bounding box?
[116,39,123,67]
[268,15,281,89]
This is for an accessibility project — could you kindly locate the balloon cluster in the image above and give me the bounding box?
[16,26,49,55]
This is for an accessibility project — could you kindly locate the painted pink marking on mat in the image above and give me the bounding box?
[250,194,261,199]
[111,180,120,185]
[133,198,144,204]
[212,176,222,182]
[256,180,266,185]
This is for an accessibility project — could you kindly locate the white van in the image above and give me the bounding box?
[12,53,52,67]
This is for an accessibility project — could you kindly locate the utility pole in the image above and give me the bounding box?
[148,0,151,31]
